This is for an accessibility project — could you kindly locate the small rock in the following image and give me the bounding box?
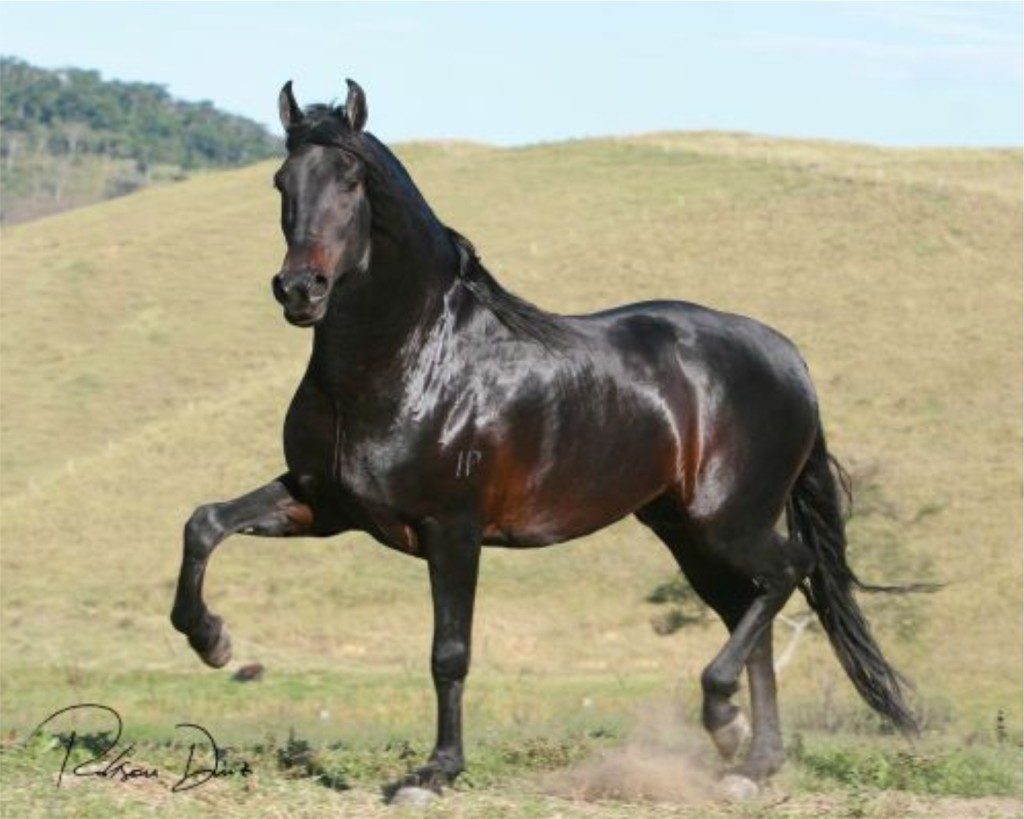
[717,773,759,803]
[231,662,265,682]
[388,786,440,808]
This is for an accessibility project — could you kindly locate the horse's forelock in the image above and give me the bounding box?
[284,104,353,152]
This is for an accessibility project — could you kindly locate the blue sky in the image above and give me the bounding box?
[2,2,1021,146]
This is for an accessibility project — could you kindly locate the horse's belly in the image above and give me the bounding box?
[481,494,650,547]
[479,431,674,547]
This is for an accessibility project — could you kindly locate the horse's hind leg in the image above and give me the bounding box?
[694,528,811,779]
[170,474,323,667]
[743,623,784,778]
[638,507,755,755]
[637,501,805,780]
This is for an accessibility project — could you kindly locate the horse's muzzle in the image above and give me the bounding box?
[272,269,331,326]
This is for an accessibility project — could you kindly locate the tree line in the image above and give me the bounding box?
[1,56,281,172]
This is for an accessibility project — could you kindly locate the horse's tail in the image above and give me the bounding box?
[787,426,933,735]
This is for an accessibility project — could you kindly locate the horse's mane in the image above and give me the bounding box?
[287,105,572,349]
[445,228,572,349]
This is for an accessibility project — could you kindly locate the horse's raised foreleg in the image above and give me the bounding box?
[384,516,480,800]
[170,475,317,667]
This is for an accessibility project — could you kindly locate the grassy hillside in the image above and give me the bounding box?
[1,132,1021,816]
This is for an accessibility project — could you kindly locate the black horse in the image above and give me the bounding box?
[171,79,918,798]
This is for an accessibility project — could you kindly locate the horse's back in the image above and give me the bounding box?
[572,298,816,412]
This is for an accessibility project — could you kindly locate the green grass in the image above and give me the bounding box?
[790,736,1021,798]
[1,131,1021,816]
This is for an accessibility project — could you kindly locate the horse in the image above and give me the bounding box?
[171,78,920,800]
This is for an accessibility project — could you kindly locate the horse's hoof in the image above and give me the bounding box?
[711,712,750,760]
[191,622,232,668]
[201,627,232,668]
[717,773,759,803]
[387,786,440,808]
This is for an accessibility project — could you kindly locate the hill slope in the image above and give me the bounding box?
[1,133,1021,737]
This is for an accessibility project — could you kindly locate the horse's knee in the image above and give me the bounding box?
[431,639,469,683]
[184,503,224,559]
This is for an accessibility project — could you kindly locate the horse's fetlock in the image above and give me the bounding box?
[170,605,195,634]
[430,748,464,778]
[701,664,739,698]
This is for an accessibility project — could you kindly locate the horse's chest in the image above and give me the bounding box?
[318,446,425,554]
[283,382,427,551]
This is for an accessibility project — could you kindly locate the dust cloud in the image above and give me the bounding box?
[541,700,718,805]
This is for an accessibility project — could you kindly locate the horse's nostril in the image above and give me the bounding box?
[309,273,329,298]
[272,273,288,303]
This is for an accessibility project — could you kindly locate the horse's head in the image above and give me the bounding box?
[271,80,372,327]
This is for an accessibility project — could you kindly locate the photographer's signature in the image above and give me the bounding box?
[30,703,253,791]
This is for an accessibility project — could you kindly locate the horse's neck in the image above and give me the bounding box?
[308,230,456,400]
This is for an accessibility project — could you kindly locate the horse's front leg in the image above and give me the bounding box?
[385,516,481,800]
[170,475,319,667]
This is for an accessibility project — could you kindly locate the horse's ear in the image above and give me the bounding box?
[344,78,368,132]
[278,81,303,132]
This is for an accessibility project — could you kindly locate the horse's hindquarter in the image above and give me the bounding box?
[615,301,821,529]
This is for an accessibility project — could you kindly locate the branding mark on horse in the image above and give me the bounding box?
[455,449,482,478]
